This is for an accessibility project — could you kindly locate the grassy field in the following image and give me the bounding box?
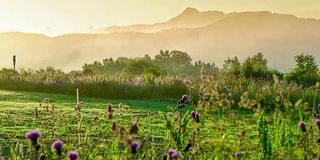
[0,89,178,141]
[0,90,202,159]
[0,89,319,160]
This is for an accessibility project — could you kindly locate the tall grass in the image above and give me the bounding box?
[0,74,189,101]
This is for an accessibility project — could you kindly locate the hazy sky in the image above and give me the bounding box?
[0,0,319,36]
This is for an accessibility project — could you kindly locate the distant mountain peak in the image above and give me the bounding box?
[182,7,200,14]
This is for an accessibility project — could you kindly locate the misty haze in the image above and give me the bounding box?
[0,1,320,159]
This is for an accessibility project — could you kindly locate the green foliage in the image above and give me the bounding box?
[241,53,270,79]
[286,54,320,87]
[123,58,160,76]
[222,56,241,76]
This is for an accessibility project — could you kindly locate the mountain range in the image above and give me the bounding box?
[0,7,319,72]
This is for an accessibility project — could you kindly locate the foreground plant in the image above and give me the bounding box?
[67,151,79,160]
[52,140,63,159]
[26,129,41,160]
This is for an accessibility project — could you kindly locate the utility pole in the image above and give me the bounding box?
[13,55,16,79]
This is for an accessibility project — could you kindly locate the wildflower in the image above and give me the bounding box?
[315,119,320,128]
[52,140,63,156]
[39,153,45,160]
[25,129,41,145]
[177,95,188,104]
[234,152,244,158]
[191,111,200,123]
[170,152,180,159]
[318,103,320,109]
[191,111,196,119]
[0,157,4,160]
[184,142,193,152]
[299,121,307,132]
[168,149,177,157]
[130,141,140,154]
[67,151,79,160]
[163,153,168,160]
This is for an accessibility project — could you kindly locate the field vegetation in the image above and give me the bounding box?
[0,50,320,159]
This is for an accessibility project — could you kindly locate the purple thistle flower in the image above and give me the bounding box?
[315,119,320,127]
[168,149,177,156]
[191,111,196,119]
[318,103,320,109]
[67,151,79,160]
[163,153,168,160]
[184,142,193,152]
[234,152,244,158]
[177,95,188,104]
[299,121,307,132]
[186,142,193,148]
[0,157,5,160]
[130,141,139,154]
[182,95,188,101]
[170,152,180,159]
[39,153,45,160]
[25,129,41,145]
[52,140,63,156]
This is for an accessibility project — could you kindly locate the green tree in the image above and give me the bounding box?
[241,53,270,79]
[293,54,318,74]
[123,58,160,76]
[287,54,319,87]
[222,56,241,76]
[154,50,192,75]
[194,60,219,76]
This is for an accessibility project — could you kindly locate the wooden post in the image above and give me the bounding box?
[13,55,16,80]
[76,88,79,104]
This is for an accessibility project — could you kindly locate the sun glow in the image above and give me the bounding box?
[0,0,319,36]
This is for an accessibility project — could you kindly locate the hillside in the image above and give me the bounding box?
[0,9,320,72]
[93,8,229,33]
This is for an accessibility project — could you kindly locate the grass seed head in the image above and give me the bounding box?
[107,104,113,113]
[112,122,117,131]
[129,123,139,134]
